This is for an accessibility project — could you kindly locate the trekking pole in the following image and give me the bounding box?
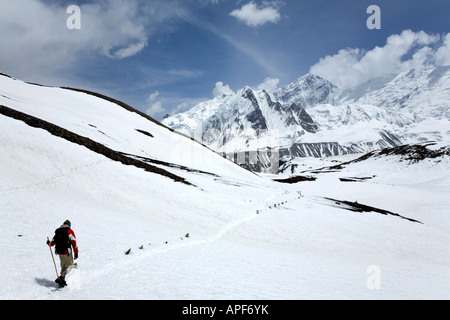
[47,237,59,279]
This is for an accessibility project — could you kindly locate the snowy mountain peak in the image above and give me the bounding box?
[163,83,319,157]
[273,73,341,108]
[164,65,450,173]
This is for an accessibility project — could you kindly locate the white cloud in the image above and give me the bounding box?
[0,0,180,84]
[436,34,450,66]
[146,101,164,117]
[0,0,148,58]
[309,30,446,88]
[213,81,235,98]
[104,35,148,60]
[230,2,281,27]
[146,91,165,116]
[148,91,160,101]
[85,0,150,59]
[256,77,280,93]
[144,90,207,118]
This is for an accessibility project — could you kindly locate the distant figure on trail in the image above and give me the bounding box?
[46,220,79,287]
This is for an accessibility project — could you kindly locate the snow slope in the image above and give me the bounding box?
[1,74,449,300]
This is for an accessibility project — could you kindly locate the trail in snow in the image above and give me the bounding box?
[83,188,301,286]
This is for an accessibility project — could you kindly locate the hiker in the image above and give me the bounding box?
[46,220,79,286]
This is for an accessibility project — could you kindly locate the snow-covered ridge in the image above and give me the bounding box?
[165,85,318,149]
[0,74,256,181]
[273,73,340,108]
[163,66,450,172]
[0,104,193,186]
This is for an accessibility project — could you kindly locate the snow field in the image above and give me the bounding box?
[1,75,449,300]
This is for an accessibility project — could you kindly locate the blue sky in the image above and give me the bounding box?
[1,0,449,120]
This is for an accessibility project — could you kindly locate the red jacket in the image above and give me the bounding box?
[49,227,79,255]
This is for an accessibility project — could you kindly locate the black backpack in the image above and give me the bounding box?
[54,227,71,254]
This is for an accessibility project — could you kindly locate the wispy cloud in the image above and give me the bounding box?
[145,90,208,117]
[181,11,280,77]
[146,91,165,116]
[167,69,203,78]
